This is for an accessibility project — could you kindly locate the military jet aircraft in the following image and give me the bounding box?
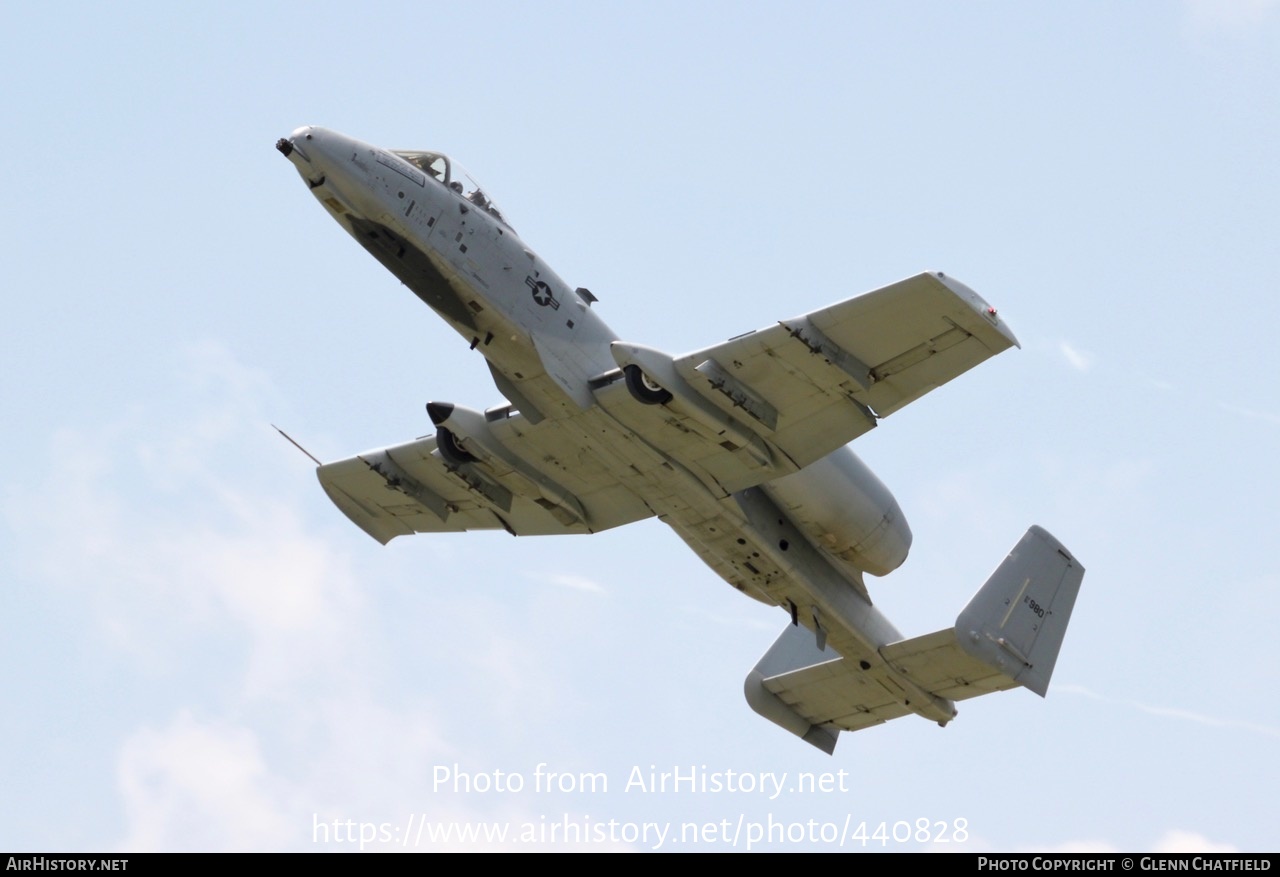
[276,126,1084,753]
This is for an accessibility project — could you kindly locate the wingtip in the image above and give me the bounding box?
[931,271,1021,350]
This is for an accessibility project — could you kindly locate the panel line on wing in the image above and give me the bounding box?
[779,317,874,391]
[870,319,971,381]
[692,358,779,431]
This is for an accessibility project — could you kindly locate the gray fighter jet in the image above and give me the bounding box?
[277,127,1084,753]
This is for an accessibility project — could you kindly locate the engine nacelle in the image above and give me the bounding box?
[760,447,911,577]
[427,402,498,467]
[426,400,587,525]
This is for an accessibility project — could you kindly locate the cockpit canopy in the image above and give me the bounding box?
[393,150,510,228]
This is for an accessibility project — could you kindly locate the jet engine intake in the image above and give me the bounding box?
[426,400,589,526]
[435,426,477,467]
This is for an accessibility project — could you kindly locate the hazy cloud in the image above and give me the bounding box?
[1027,831,1237,854]
[1218,402,1280,426]
[117,713,291,852]
[5,343,559,850]
[535,572,607,594]
[1184,0,1279,33]
[935,829,1238,854]
[1058,341,1095,373]
[1059,685,1280,739]
[7,345,371,697]
[1151,830,1239,854]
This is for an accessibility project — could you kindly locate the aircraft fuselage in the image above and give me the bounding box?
[277,126,1078,749]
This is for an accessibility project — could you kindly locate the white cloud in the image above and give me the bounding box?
[1184,0,1279,33]
[117,712,291,852]
[6,342,569,850]
[7,348,371,697]
[1025,839,1120,854]
[1058,341,1095,372]
[113,696,568,851]
[929,829,1237,854]
[1023,829,1239,854]
[694,610,775,633]
[1218,402,1280,426]
[1058,684,1280,738]
[535,572,606,594]
[1152,830,1238,854]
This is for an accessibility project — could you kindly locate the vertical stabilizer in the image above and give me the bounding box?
[955,526,1084,696]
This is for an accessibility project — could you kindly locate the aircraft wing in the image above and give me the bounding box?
[317,434,603,543]
[666,272,1020,482]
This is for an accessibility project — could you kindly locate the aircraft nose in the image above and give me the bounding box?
[281,123,326,153]
[278,126,380,213]
[277,126,360,182]
[276,126,319,170]
[280,126,363,171]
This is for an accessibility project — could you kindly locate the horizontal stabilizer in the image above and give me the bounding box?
[744,623,844,754]
[742,526,1084,751]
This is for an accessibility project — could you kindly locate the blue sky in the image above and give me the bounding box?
[2,0,1277,852]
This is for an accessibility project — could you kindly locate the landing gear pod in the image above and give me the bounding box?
[623,364,672,405]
